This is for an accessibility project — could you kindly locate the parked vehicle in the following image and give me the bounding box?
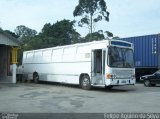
[140,70,160,87]
[121,34,160,81]
[22,40,135,90]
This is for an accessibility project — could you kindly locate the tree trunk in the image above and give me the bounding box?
[90,14,93,41]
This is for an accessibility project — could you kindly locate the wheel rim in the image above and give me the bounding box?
[34,74,39,81]
[144,80,150,86]
[35,75,38,80]
[82,78,89,87]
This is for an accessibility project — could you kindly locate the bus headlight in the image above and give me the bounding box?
[106,74,116,79]
[106,74,112,79]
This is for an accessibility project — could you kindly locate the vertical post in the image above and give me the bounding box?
[89,0,93,41]
[90,14,93,41]
[11,47,18,84]
[12,64,17,83]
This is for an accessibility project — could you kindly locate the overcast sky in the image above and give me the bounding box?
[0,0,160,38]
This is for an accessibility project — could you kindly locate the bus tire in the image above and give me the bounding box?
[80,75,91,90]
[144,80,151,87]
[151,83,156,87]
[105,86,113,90]
[33,72,39,83]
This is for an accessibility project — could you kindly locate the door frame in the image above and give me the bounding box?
[91,49,106,85]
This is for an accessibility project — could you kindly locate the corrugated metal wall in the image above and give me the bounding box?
[121,34,160,68]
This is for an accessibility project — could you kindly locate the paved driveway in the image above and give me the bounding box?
[0,83,159,113]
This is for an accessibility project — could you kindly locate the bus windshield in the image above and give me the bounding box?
[108,46,134,68]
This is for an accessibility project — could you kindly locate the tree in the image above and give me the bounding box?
[112,36,120,40]
[105,31,113,38]
[84,31,104,42]
[40,19,80,46]
[84,30,114,42]
[73,0,109,40]
[4,30,19,38]
[14,25,37,43]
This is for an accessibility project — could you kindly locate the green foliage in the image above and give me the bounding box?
[73,0,109,37]
[84,31,105,42]
[15,25,37,38]
[18,20,80,51]
[15,25,37,43]
[105,31,113,37]
[112,36,120,40]
[4,30,19,38]
[83,30,114,42]
[40,19,80,46]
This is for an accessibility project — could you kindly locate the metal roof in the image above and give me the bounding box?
[0,29,22,46]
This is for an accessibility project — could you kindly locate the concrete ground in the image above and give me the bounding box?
[0,82,160,113]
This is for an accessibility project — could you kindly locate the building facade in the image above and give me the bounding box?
[0,29,21,83]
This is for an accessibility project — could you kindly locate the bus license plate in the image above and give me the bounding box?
[121,80,126,83]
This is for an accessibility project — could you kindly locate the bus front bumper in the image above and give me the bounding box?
[105,78,135,86]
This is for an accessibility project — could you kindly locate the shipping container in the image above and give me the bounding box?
[121,34,160,80]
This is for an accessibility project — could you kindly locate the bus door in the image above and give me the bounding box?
[91,49,106,85]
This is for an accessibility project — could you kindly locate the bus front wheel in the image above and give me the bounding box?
[80,75,91,90]
[33,73,39,83]
[105,85,113,90]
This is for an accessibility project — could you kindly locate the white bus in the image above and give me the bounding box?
[22,40,135,90]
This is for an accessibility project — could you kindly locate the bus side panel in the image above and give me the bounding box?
[22,41,108,85]
[23,62,91,84]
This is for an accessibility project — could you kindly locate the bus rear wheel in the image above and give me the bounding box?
[80,75,91,90]
[33,73,39,83]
